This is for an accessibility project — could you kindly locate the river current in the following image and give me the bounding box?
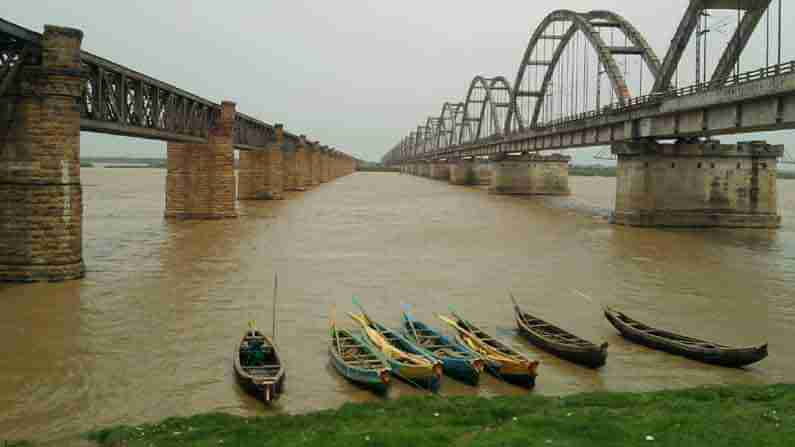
[1,169,793,441]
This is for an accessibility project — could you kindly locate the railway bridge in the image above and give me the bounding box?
[383,0,789,230]
[0,18,359,282]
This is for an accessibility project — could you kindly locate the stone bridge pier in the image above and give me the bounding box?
[0,25,86,282]
[238,124,285,200]
[165,101,237,219]
[612,141,782,228]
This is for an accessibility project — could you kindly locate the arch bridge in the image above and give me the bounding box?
[387,0,787,230]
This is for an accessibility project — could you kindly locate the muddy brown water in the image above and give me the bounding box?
[1,169,793,442]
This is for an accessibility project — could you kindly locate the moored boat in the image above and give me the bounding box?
[234,329,285,404]
[438,313,539,388]
[329,322,391,394]
[511,296,607,368]
[349,312,442,392]
[401,313,484,386]
[603,306,768,368]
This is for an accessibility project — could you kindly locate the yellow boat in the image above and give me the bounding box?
[349,312,442,391]
[439,314,539,388]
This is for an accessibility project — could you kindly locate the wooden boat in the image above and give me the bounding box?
[349,312,443,392]
[401,313,484,386]
[512,296,607,368]
[329,322,391,394]
[438,313,539,388]
[603,306,768,367]
[234,329,285,404]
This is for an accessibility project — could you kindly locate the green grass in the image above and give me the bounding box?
[84,384,793,447]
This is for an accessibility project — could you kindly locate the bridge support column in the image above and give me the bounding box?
[165,101,238,219]
[319,148,329,183]
[310,144,321,186]
[449,159,476,185]
[0,25,85,282]
[430,162,449,180]
[612,141,782,228]
[297,137,313,189]
[237,151,266,200]
[489,154,571,195]
[474,160,492,185]
[282,147,301,191]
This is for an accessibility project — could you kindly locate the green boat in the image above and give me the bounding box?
[330,322,391,394]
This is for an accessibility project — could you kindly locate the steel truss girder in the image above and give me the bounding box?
[0,17,321,154]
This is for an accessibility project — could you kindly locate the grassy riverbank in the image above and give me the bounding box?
[81,384,792,447]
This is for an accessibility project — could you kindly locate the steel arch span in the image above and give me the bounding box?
[507,9,662,132]
[459,75,520,144]
[384,1,781,165]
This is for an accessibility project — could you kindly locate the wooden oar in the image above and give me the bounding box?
[272,273,279,343]
[509,292,521,313]
[401,304,421,342]
[331,305,343,354]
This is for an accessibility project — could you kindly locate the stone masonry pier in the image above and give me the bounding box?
[0,26,86,281]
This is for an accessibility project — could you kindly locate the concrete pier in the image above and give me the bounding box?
[489,154,571,195]
[612,141,783,228]
[0,26,86,281]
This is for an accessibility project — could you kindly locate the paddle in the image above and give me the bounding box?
[272,273,279,342]
[401,303,421,342]
[331,305,343,354]
[508,292,521,312]
[571,289,609,312]
[352,295,373,325]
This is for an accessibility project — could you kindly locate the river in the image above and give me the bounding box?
[1,169,793,442]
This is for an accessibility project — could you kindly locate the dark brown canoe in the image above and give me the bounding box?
[512,299,607,368]
[604,306,768,368]
[234,329,285,404]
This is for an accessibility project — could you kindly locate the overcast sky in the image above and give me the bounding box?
[3,1,793,163]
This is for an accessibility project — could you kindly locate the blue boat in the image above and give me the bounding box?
[401,313,484,386]
[329,323,391,394]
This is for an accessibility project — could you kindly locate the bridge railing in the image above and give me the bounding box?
[394,60,795,162]
[533,61,795,132]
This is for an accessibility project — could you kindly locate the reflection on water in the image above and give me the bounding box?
[0,170,793,441]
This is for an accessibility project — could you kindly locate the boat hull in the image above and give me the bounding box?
[234,366,285,403]
[515,315,607,369]
[234,331,285,404]
[401,319,482,386]
[386,358,441,392]
[330,348,389,394]
[350,313,442,392]
[604,309,768,368]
